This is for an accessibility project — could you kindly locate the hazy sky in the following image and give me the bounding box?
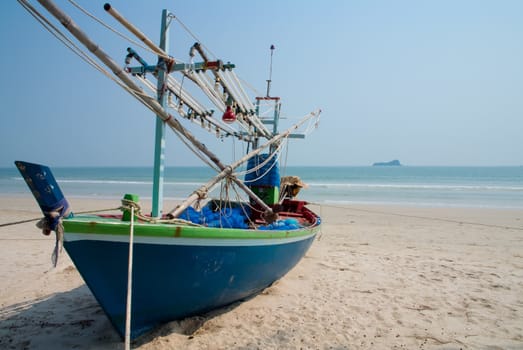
[1,0,522,167]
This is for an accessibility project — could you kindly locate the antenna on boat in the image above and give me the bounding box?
[266,44,275,97]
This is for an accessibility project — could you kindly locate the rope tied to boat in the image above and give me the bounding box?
[121,197,202,226]
[120,197,152,222]
[261,209,279,224]
[35,211,64,268]
[195,186,208,200]
[121,197,141,213]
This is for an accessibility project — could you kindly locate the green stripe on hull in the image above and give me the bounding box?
[63,215,320,240]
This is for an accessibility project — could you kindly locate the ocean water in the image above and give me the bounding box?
[1,165,522,209]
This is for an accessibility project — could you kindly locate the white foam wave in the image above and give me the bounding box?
[54,179,205,187]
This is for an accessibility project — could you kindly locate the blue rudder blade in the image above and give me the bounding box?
[15,161,70,230]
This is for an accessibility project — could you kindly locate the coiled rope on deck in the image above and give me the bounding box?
[119,198,202,226]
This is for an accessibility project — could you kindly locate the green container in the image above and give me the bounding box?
[251,186,279,206]
[122,193,140,222]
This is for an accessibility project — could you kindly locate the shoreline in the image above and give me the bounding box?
[3,192,523,211]
[1,196,522,349]
[3,164,523,211]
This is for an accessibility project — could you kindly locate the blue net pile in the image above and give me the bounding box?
[258,218,301,230]
[244,154,280,187]
[178,205,303,231]
[178,205,250,229]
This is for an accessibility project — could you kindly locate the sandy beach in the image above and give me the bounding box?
[1,196,522,349]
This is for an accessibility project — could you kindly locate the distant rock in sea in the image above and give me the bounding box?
[373,159,402,166]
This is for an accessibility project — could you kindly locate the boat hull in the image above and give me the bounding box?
[63,218,318,339]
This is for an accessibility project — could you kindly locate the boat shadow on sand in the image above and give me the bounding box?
[0,278,248,349]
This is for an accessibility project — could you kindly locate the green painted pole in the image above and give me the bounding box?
[270,100,280,153]
[152,9,169,218]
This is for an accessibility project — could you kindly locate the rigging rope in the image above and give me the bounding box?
[239,76,264,99]
[277,140,291,203]
[18,0,231,175]
[18,0,162,120]
[231,182,259,227]
[18,0,321,220]
[124,206,134,350]
[26,0,300,147]
[28,0,295,145]
[170,15,218,60]
[215,177,258,229]
[189,70,226,111]
[66,0,175,61]
[120,198,202,226]
[227,70,256,111]
[0,207,120,228]
[168,13,263,113]
[234,138,286,180]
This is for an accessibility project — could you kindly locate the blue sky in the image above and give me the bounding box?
[1,0,522,167]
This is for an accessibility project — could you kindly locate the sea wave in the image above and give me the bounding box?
[13,177,205,187]
[12,176,523,192]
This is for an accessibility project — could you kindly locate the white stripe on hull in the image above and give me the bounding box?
[64,231,317,247]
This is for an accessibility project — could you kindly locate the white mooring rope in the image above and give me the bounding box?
[124,206,135,349]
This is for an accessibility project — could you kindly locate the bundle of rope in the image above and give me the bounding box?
[119,198,201,226]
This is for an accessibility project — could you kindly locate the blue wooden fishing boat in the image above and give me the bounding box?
[16,0,321,341]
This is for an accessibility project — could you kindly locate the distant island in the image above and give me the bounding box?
[372,159,402,166]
